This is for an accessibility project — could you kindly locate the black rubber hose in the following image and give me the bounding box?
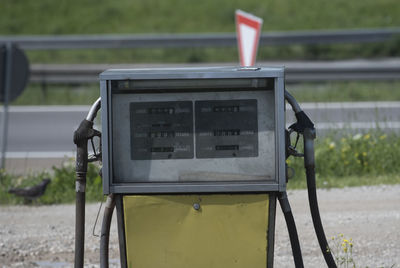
[278,192,304,268]
[73,99,101,268]
[304,129,337,268]
[100,194,115,268]
[73,119,93,268]
[74,181,86,268]
[305,167,337,268]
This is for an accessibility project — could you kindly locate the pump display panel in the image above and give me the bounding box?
[195,99,258,158]
[100,67,285,194]
[130,101,194,160]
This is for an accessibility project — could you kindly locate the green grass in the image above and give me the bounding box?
[1,0,400,64]
[1,131,399,204]
[0,162,102,205]
[287,131,400,190]
[287,174,400,190]
[288,81,400,102]
[2,0,399,35]
[12,84,99,105]
[286,131,400,189]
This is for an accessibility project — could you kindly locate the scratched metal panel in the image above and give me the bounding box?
[111,90,275,183]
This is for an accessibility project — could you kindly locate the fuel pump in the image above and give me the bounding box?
[73,67,336,268]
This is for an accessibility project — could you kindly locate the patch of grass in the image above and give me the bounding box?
[286,131,400,189]
[287,174,400,190]
[11,84,99,105]
[0,162,102,205]
[2,0,399,35]
[288,81,400,102]
[26,48,240,64]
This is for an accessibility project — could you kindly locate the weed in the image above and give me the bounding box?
[329,234,356,268]
[0,160,102,205]
[328,234,396,268]
[286,131,400,189]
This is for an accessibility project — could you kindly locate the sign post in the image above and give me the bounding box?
[235,10,263,67]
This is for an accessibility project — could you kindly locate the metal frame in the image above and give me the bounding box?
[115,195,128,268]
[267,193,277,268]
[100,67,285,194]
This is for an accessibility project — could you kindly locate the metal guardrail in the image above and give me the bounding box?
[30,59,400,84]
[1,28,400,50]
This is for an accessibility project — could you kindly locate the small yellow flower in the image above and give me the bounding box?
[353,133,362,140]
[364,133,371,140]
[379,134,387,140]
[329,142,335,150]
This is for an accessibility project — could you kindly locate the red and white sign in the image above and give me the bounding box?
[235,10,263,67]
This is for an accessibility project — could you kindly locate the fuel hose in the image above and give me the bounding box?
[100,194,115,268]
[278,192,304,268]
[74,98,101,268]
[285,90,337,268]
[304,128,337,268]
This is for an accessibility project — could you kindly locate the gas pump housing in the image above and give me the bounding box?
[99,67,286,268]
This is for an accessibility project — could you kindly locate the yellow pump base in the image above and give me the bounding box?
[120,194,275,268]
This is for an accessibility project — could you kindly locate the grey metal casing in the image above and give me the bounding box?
[100,67,286,194]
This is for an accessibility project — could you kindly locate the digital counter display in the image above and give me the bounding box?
[130,101,194,160]
[195,99,258,158]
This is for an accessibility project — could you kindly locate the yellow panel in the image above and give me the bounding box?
[123,194,269,268]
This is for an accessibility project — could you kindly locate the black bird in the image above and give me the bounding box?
[8,178,51,203]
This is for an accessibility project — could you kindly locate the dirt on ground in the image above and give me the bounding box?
[1,184,399,267]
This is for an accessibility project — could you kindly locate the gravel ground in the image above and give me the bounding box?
[0,184,399,267]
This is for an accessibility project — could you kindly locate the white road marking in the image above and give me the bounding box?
[6,151,75,158]
[5,106,91,112]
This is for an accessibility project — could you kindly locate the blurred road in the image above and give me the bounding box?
[1,102,399,173]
